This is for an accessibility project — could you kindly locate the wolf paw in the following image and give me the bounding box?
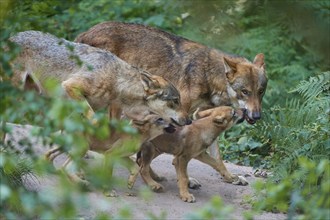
[127,174,138,189]
[67,173,90,187]
[104,189,118,197]
[180,193,196,203]
[127,180,134,189]
[254,169,270,178]
[232,175,248,185]
[76,170,86,180]
[151,183,164,192]
[125,191,137,197]
[188,177,201,189]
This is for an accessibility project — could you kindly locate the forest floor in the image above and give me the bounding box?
[6,123,287,220]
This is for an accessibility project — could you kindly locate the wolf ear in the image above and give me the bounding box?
[192,108,200,120]
[127,111,150,130]
[223,57,237,73]
[140,72,161,91]
[194,108,213,120]
[253,53,265,69]
[23,74,42,93]
[223,57,238,80]
[213,115,225,124]
[131,119,146,126]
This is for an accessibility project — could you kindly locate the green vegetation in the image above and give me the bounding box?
[1,0,329,219]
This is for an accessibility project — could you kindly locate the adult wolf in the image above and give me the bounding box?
[10,31,188,126]
[75,21,268,184]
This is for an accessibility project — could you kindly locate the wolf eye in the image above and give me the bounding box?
[241,89,249,95]
[259,89,264,95]
[156,118,164,123]
[173,98,180,105]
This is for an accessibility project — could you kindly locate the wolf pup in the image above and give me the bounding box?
[137,106,246,202]
[9,30,188,127]
[75,21,267,184]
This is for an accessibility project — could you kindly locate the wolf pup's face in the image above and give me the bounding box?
[140,72,190,126]
[131,113,176,141]
[224,54,267,125]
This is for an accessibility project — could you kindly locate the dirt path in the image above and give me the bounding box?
[5,124,286,219]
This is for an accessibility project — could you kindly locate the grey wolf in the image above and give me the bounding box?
[136,106,247,202]
[75,21,268,184]
[9,30,187,191]
[10,30,188,126]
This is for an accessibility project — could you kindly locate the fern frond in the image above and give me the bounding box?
[290,71,330,102]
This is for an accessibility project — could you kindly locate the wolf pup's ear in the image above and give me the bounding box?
[213,115,226,124]
[192,108,200,120]
[253,53,265,69]
[131,119,146,126]
[195,108,213,119]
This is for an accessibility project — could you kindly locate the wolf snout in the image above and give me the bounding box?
[252,111,261,120]
[171,117,191,126]
[244,110,261,125]
[185,118,192,125]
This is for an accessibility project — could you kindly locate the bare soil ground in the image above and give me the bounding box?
[5,124,286,220]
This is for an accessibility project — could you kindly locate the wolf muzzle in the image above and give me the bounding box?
[245,110,261,125]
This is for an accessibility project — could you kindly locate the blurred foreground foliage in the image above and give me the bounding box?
[253,157,330,220]
[0,0,329,219]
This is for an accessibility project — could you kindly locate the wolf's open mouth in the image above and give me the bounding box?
[237,117,245,124]
[164,124,176,133]
[245,115,256,125]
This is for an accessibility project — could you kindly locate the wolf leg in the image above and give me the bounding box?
[208,140,238,182]
[149,167,167,182]
[180,128,219,189]
[140,142,164,192]
[208,140,221,161]
[195,151,248,185]
[125,157,140,189]
[62,155,90,186]
[102,150,118,197]
[102,137,140,196]
[45,146,63,161]
[174,156,195,203]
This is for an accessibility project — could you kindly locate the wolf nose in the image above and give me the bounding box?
[252,111,261,120]
[186,119,192,125]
